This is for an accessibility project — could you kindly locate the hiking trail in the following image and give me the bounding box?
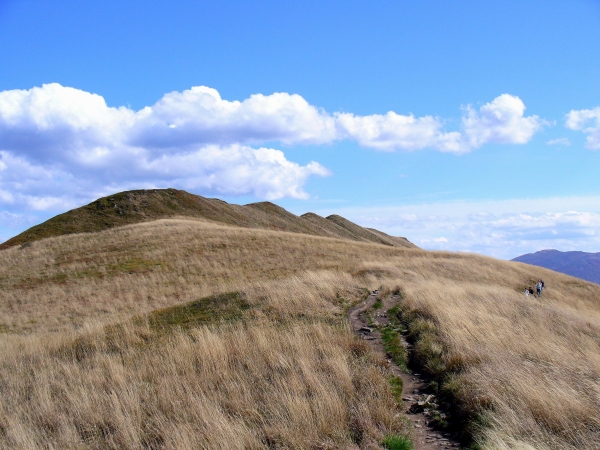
[348,292,464,450]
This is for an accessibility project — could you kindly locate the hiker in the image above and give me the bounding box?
[529,287,535,296]
[541,279,545,291]
[536,280,542,297]
[523,288,530,296]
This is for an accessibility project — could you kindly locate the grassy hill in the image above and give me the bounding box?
[0,208,599,449]
[0,188,418,250]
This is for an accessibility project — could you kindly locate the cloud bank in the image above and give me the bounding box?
[322,196,600,259]
[0,84,543,222]
[566,107,600,149]
[0,84,335,210]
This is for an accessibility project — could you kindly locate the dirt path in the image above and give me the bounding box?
[349,292,462,450]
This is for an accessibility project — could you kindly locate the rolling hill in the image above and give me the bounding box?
[0,194,599,449]
[512,249,600,284]
[0,188,417,250]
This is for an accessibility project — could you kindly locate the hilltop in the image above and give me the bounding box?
[0,188,417,250]
[0,210,599,449]
[512,249,600,284]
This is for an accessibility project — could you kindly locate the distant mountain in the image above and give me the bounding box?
[0,188,418,250]
[512,249,600,284]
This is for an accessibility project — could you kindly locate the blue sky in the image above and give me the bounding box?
[1,0,600,258]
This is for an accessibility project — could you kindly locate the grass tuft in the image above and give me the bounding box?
[389,376,403,402]
[382,434,413,450]
[381,325,408,371]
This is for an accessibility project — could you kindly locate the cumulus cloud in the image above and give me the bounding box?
[135,145,330,200]
[565,107,600,149]
[0,84,545,220]
[131,87,338,148]
[0,84,134,163]
[318,196,600,259]
[334,112,464,152]
[421,237,449,244]
[336,94,544,153]
[0,84,544,159]
[0,84,333,209]
[462,94,544,149]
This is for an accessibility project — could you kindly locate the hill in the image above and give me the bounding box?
[0,217,599,449]
[512,249,600,284]
[0,188,418,250]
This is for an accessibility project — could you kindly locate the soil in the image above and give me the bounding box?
[348,292,464,450]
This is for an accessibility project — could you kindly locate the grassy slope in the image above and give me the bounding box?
[0,222,412,449]
[0,220,599,449]
[0,188,418,250]
[326,214,402,247]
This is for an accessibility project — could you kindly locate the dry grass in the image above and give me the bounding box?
[0,223,413,449]
[362,256,600,450]
[0,315,404,449]
[402,280,600,450]
[1,218,600,449]
[0,218,410,334]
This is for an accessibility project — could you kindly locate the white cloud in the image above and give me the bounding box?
[335,111,464,152]
[0,143,329,214]
[547,137,571,146]
[315,196,600,259]
[131,86,338,148]
[136,145,330,200]
[462,94,544,149]
[0,84,334,208]
[565,107,600,149]
[0,84,544,160]
[421,236,449,244]
[336,94,544,153]
[0,84,545,220]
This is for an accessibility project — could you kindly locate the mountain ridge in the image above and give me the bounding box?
[512,249,600,284]
[0,188,418,250]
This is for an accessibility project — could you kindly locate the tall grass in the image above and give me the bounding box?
[0,218,408,334]
[369,259,600,449]
[1,218,600,448]
[0,321,404,449]
[0,275,408,449]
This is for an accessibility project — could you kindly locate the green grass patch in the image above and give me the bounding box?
[107,258,163,275]
[381,325,408,370]
[148,292,250,331]
[389,376,403,403]
[382,434,413,450]
[58,292,252,362]
[387,304,402,327]
[373,298,383,309]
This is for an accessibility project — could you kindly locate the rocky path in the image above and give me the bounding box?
[348,292,463,450]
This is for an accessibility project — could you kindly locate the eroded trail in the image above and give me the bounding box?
[349,292,463,450]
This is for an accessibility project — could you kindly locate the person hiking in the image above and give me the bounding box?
[541,279,545,291]
[536,280,542,297]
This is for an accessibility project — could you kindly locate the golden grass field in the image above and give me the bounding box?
[1,217,599,449]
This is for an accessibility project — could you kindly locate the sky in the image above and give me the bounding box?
[1,0,600,259]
